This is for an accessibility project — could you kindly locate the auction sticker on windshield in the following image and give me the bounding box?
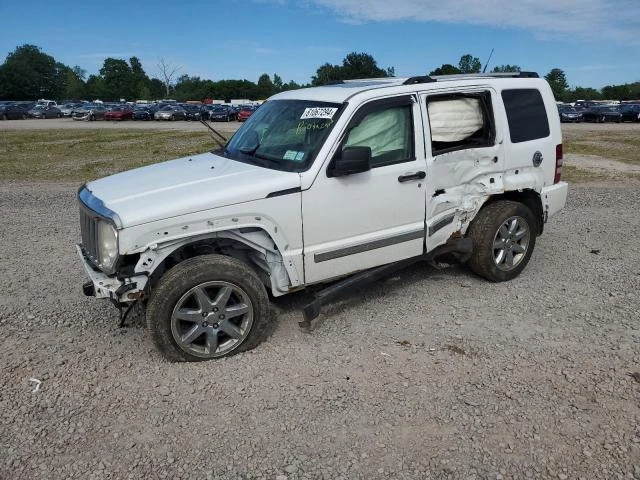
[284,150,305,162]
[300,107,338,119]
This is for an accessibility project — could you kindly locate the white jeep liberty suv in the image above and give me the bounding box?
[77,72,568,361]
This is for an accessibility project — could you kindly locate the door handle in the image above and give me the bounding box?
[398,171,426,183]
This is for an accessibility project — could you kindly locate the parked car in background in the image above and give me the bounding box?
[58,103,85,117]
[36,99,58,108]
[236,104,257,122]
[28,105,62,119]
[154,105,186,121]
[558,106,582,123]
[582,106,622,123]
[620,104,640,122]
[132,105,158,120]
[181,104,202,121]
[208,104,237,122]
[105,105,133,121]
[0,103,30,120]
[73,104,108,121]
[200,104,216,119]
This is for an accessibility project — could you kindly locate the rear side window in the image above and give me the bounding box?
[501,89,550,143]
[426,91,495,155]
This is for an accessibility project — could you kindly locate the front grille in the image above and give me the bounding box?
[79,205,100,265]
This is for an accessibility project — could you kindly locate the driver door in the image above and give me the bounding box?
[302,95,427,284]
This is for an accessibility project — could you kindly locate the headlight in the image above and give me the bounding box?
[98,221,119,271]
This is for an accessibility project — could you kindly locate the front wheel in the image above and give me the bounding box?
[467,200,537,282]
[146,255,270,362]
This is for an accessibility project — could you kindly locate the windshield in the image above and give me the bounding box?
[224,99,343,172]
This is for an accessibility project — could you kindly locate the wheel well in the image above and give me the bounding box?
[484,190,544,235]
[149,237,270,289]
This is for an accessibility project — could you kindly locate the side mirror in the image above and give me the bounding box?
[331,146,371,177]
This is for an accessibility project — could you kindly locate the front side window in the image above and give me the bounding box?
[342,104,413,167]
[426,92,495,155]
[501,89,550,143]
[224,99,344,172]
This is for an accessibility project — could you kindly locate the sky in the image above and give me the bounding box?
[0,0,638,89]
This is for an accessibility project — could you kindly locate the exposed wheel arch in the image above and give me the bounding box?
[480,189,544,235]
[137,229,296,297]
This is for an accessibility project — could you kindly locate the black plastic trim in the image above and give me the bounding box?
[314,229,424,263]
[266,187,302,198]
[428,214,456,236]
[517,71,540,78]
[403,76,436,85]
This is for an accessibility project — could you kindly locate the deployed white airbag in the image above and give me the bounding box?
[345,108,407,157]
[428,98,483,142]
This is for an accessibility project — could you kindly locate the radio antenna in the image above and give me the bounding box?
[482,48,495,73]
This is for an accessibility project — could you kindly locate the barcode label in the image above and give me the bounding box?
[300,107,338,119]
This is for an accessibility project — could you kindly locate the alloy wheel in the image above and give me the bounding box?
[492,216,530,271]
[170,281,254,359]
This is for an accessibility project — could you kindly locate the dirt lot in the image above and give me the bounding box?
[1,122,639,480]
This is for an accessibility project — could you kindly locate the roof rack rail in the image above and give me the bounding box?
[403,76,436,85]
[431,71,539,80]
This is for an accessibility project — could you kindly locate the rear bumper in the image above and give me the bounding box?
[76,244,147,302]
[541,182,568,221]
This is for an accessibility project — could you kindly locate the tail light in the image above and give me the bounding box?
[554,144,563,183]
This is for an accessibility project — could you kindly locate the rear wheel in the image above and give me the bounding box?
[1,114,6,120]
[467,200,537,282]
[147,254,270,362]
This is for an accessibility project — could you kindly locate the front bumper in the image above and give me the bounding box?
[76,244,147,302]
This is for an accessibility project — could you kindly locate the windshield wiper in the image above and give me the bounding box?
[199,118,228,150]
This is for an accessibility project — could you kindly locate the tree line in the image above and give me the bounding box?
[428,54,640,102]
[0,44,638,103]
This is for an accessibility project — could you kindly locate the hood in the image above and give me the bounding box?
[85,152,301,227]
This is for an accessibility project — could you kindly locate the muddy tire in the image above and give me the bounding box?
[467,200,537,282]
[146,254,270,362]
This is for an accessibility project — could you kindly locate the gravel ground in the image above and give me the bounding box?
[1,129,640,479]
[1,183,639,479]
